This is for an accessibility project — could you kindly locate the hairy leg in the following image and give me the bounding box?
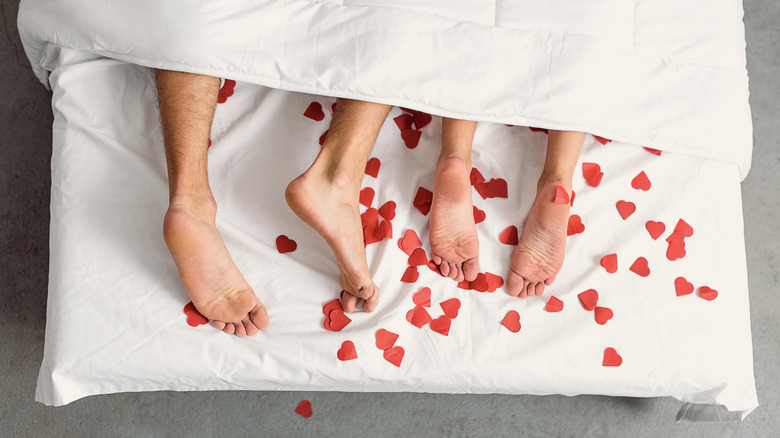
[506,130,585,298]
[429,118,480,282]
[286,99,391,312]
[157,70,269,336]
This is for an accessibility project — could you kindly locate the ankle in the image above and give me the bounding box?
[168,193,218,222]
[437,152,471,170]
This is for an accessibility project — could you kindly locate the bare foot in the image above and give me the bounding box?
[429,156,480,282]
[285,169,378,313]
[163,198,270,336]
[506,180,570,298]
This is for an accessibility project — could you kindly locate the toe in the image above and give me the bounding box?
[463,258,479,282]
[432,254,442,265]
[439,261,451,277]
[506,271,523,297]
[211,320,226,330]
[447,262,459,279]
[362,284,379,313]
[249,302,270,331]
[223,323,236,335]
[341,293,359,313]
[234,322,247,337]
[453,265,465,282]
[243,317,259,336]
[544,276,556,286]
[534,282,546,296]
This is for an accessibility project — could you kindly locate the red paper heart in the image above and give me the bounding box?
[359,187,374,207]
[594,135,612,145]
[602,347,622,367]
[412,287,431,307]
[394,114,413,131]
[616,201,636,220]
[567,215,585,236]
[501,311,521,333]
[331,102,337,113]
[582,162,604,187]
[578,289,599,311]
[401,266,419,283]
[600,254,618,274]
[470,167,485,185]
[327,309,352,331]
[440,298,461,318]
[294,400,313,418]
[699,286,718,301]
[473,182,489,200]
[401,129,422,149]
[383,346,405,367]
[374,220,393,241]
[183,302,208,327]
[470,273,489,292]
[361,208,379,229]
[485,178,508,198]
[318,130,328,146]
[529,127,549,134]
[631,171,651,191]
[398,229,423,255]
[473,206,486,224]
[303,102,325,121]
[337,341,358,361]
[673,219,694,237]
[499,225,519,245]
[406,305,432,328]
[365,157,381,178]
[645,221,666,240]
[675,277,694,296]
[428,260,445,276]
[570,190,576,207]
[629,257,650,277]
[413,187,433,216]
[666,240,687,261]
[276,235,297,253]
[485,272,504,292]
[412,112,433,130]
[322,298,343,316]
[375,328,399,350]
[217,79,236,104]
[378,201,396,221]
[457,280,472,290]
[545,296,564,312]
[363,226,381,246]
[594,306,613,325]
[644,147,662,156]
[430,315,451,336]
[408,248,428,267]
[553,185,570,204]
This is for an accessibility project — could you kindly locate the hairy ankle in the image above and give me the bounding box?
[168,194,217,222]
[437,152,471,169]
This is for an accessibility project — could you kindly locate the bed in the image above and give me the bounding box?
[19,0,757,420]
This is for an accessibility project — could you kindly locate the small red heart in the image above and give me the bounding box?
[401,266,419,283]
[408,247,428,267]
[594,306,613,325]
[582,162,604,187]
[631,171,651,191]
[545,296,564,312]
[567,215,585,236]
[406,305,432,328]
[473,182,489,199]
[337,341,358,361]
[616,201,636,220]
[578,289,599,311]
[553,185,570,204]
[183,302,208,327]
[473,206,486,224]
[529,126,549,134]
[457,280,472,290]
[485,272,504,292]
[378,201,396,221]
[430,315,452,336]
[365,157,381,178]
[413,187,433,216]
[361,208,379,229]
[394,114,413,131]
[412,112,433,130]
[594,135,612,145]
[318,130,328,146]
[294,400,313,418]
[276,235,297,253]
[217,79,236,104]
[499,226,519,245]
[398,229,422,255]
[412,287,431,307]
[629,257,650,277]
[375,328,399,350]
[675,277,694,296]
[470,167,485,185]
[602,347,622,367]
[501,311,521,333]
[600,254,618,274]
[303,102,325,121]
[363,225,381,246]
[570,190,576,207]
[439,298,461,318]
[644,147,662,156]
[645,221,666,240]
[666,240,687,261]
[401,129,422,149]
[327,309,352,332]
[359,187,374,207]
[673,219,694,237]
[374,220,392,241]
[383,346,405,367]
[470,273,489,292]
[699,286,718,301]
[485,178,508,198]
[322,298,343,316]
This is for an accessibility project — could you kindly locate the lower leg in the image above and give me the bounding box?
[507,130,585,298]
[286,99,391,312]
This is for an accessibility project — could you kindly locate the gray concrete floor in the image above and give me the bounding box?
[1,0,778,436]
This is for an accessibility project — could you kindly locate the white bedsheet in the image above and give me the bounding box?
[35,49,757,419]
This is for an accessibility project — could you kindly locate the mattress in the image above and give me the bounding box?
[31,47,757,420]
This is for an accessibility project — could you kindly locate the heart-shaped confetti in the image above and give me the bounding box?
[629,257,650,277]
[529,126,549,134]
[470,273,489,292]
[359,187,374,208]
[616,201,636,220]
[217,79,236,104]
[699,286,718,301]
[485,273,504,292]
[327,309,352,332]
[553,185,570,204]
[567,215,585,236]
[666,239,687,261]
[578,289,599,311]
[485,178,508,198]
[645,221,666,240]
[294,400,313,418]
[375,220,393,241]
[594,135,612,145]
[408,248,428,267]
[582,162,604,187]
[375,329,399,350]
[406,305,432,328]
[365,158,381,178]
[322,299,343,316]
[378,201,396,221]
[440,298,461,318]
[473,182,489,199]
[430,315,452,336]
[276,235,297,253]
[401,129,422,149]
[673,219,694,237]
[470,167,485,185]
[675,277,694,296]
[413,187,433,216]
[499,226,519,245]
[501,311,521,333]
[644,147,662,156]
[394,114,413,131]
[303,102,325,121]
[545,296,564,312]
[412,112,433,130]
[473,206,486,224]
[602,348,622,367]
[337,341,358,361]
[183,302,208,327]
[570,190,576,207]
[383,346,405,367]
[361,208,379,229]
[319,130,328,146]
[631,171,651,191]
[599,254,618,274]
[398,229,422,255]
[412,287,431,307]
[401,266,420,283]
[594,306,613,325]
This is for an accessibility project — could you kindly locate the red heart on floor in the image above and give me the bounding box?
[570,190,576,207]
[217,79,236,104]
[319,130,328,146]
[406,305,432,328]
[616,201,636,220]
[383,346,405,367]
[413,187,433,216]
[337,341,358,361]
[322,299,343,316]
[408,248,428,267]
[675,277,694,296]
[394,114,413,131]
[294,400,313,418]
[430,316,451,336]
[365,158,381,178]
[374,220,393,241]
[666,240,687,261]
[499,225,519,245]
[473,206,486,224]
[645,221,666,240]
[457,280,472,290]
[412,112,433,130]
[629,257,650,277]
[470,167,485,185]
[378,201,396,221]
[276,235,297,253]
[501,311,521,333]
[398,229,422,255]
[644,147,662,156]
[673,219,694,237]
[412,287,431,307]
[582,162,604,187]
[578,289,599,311]
[631,171,651,191]
[440,298,461,318]
[401,266,419,283]
[303,102,325,121]
[401,129,422,149]
[602,348,622,367]
[470,273,489,292]
[359,187,374,207]
[545,296,564,312]
[473,182,489,200]
[327,309,352,331]
[594,135,612,145]
[485,178,508,198]
[183,302,208,327]
[375,328,399,350]
[567,215,585,236]
[600,254,618,274]
[594,306,613,325]
[361,208,379,229]
[363,226,381,246]
[428,260,445,276]
[699,286,718,301]
[485,272,504,292]
[553,185,570,204]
